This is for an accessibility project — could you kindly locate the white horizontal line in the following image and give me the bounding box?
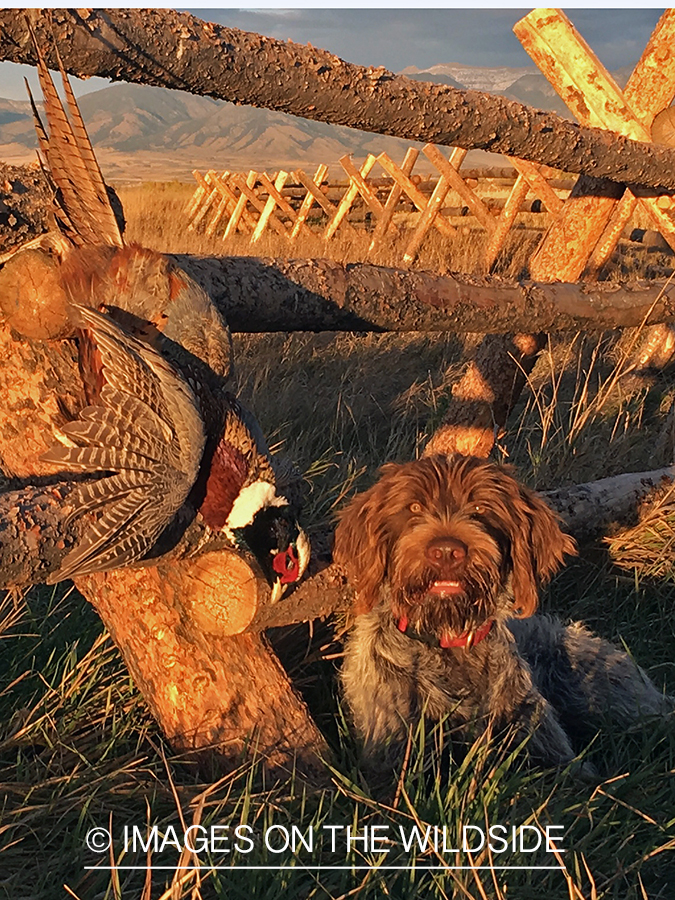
[84,865,560,871]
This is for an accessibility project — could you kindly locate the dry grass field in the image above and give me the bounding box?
[1,180,674,900]
[117,179,675,281]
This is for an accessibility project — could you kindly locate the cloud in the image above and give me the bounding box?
[189,8,664,72]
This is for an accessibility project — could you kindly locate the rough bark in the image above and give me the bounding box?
[0,481,84,586]
[3,9,675,189]
[176,256,675,334]
[78,566,329,782]
[250,561,352,631]
[424,334,545,458]
[0,163,53,255]
[529,177,626,283]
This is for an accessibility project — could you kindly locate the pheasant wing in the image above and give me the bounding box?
[43,305,205,581]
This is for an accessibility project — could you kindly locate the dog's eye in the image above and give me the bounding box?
[409,502,423,515]
[473,504,485,516]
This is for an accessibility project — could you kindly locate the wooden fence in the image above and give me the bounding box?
[184,146,569,270]
[185,8,675,278]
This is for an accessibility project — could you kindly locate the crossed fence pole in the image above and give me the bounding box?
[184,145,567,271]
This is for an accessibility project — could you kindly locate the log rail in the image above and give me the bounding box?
[2,8,675,190]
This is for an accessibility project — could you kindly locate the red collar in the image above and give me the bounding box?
[396,616,493,650]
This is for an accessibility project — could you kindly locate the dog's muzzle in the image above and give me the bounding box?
[423,535,470,597]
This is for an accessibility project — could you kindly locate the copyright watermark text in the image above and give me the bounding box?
[84,821,566,870]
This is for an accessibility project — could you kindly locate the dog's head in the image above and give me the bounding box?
[334,455,576,639]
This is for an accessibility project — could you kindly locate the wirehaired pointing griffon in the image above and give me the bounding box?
[334,455,672,769]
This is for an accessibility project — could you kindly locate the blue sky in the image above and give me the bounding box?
[0,8,665,101]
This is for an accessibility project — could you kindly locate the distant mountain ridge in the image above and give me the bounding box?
[401,63,537,93]
[0,62,635,181]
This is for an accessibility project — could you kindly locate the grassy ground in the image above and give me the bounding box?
[1,183,675,899]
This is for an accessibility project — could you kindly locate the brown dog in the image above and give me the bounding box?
[334,455,672,769]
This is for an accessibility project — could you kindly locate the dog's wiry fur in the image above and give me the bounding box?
[334,455,672,768]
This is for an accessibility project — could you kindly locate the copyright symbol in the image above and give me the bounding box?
[86,827,112,852]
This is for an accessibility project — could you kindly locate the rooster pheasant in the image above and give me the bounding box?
[3,43,309,599]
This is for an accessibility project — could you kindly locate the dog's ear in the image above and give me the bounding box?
[508,482,577,618]
[334,468,397,615]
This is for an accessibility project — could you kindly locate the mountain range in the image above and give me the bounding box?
[0,63,632,182]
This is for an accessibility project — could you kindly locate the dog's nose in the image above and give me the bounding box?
[426,537,467,569]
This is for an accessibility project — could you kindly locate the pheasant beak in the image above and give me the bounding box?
[269,579,285,605]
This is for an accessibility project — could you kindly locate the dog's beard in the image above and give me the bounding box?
[388,536,511,638]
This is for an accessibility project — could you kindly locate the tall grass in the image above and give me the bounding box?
[1,183,674,899]
[116,181,543,278]
[115,180,674,283]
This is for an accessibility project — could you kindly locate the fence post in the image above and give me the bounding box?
[324,154,377,240]
[290,164,329,242]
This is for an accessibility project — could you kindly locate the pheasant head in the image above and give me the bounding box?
[197,401,310,602]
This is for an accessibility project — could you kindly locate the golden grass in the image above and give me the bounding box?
[116,181,541,278]
[116,178,673,283]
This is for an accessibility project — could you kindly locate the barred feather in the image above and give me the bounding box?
[70,306,204,474]
[25,78,49,159]
[44,305,205,582]
[28,25,122,248]
[44,445,161,475]
[56,489,158,580]
[74,399,169,457]
[55,48,116,221]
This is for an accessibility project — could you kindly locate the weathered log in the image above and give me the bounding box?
[0,163,53,254]
[176,256,675,334]
[626,323,675,373]
[520,8,675,283]
[78,566,330,782]
[250,560,352,632]
[514,12,675,387]
[544,467,675,541]
[424,334,545,458]
[0,481,84,586]
[528,177,625,283]
[3,9,675,189]
[7,252,675,337]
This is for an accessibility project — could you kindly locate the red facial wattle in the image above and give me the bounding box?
[272,544,300,584]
